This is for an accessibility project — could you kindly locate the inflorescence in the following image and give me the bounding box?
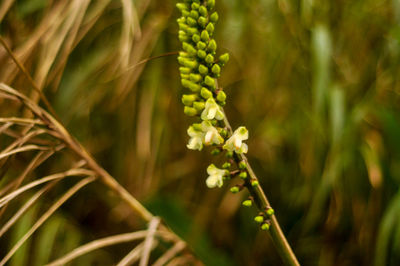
[176,0,273,230]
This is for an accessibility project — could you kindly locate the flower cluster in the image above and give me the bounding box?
[176,0,250,189]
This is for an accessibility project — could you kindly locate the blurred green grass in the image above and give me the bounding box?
[1,0,400,265]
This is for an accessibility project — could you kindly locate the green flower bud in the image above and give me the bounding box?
[219,128,227,138]
[211,148,220,155]
[242,200,252,207]
[210,12,219,22]
[205,54,214,64]
[219,53,230,65]
[200,87,213,99]
[189,73,202,83]
[192,34,201,43]
[201,30,210,41]
[261,223,270,231]
[191,2,200,10]
[182,10,190,17]
[198,64,208,75]
[206,22,215,34]
[177,17,186,24]
[179,35,189,42]
[238,161,246,170]
[222,162,231,169]
[179,23,189,31]
[197,50,206,59]
[211,64,221,75]
[176,3,189,12]
[211,120,217,126]
[204,75,215,87]
[190,10,199,19]
[230,186,239,193]
[199,6,208,16]
[187,17,197,27]
[182,79,200,92]
[184,106,198,116]
[179,67,191,74]
[216,91,226,102]
[219,101,226,106]
[186,27,198,36]
[239,171,248,179]
[198,16,207,28]
[180,73,189,79]
[183,59,198,69]
[182,42,196,55]
[225,151,233,158]
[266,208,274,216]
[193,101,205,111]
[193,123,202,131]
[197,41,207,50]
[254,216,264,223]
[207,39,217,52]
[179,51,189,57]
[251,180,259,187]
[181,94,197,106]
[207,0,215,10]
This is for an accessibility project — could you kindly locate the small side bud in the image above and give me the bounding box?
[210,12,219,23]
[197,50,207,59]
[239,172,248,179]
[266,208,275,216]
[201,30,210,41]
[230,186,240,193]
[238,161,246,170]
[254,216,264,223]
[205,54,214,64]
[219,53,230,65]
[251,180,259,187]
[225,151,233,158]
[206,22,215,34]
[204,75,215,87]
[181,94,197,106]
[211,64,221,75]
[211,148,221,155]
[198,16,208,28]
[199,6,208,16]
[242,200,252,207]
[193,101,205,111]
[184,106,198,116]
[197,41,207,50]
[207,39,217,52]
[192,34,201,43]
[222,162,231,169]
[200,87,213,99]
[216,91,226,102]
[186,17,197,27]
[261,223,270,231]
[198,64,209,75]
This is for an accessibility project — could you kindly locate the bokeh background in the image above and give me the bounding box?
[1,0,400,265]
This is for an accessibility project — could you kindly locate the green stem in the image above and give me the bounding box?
[222,110,300,266]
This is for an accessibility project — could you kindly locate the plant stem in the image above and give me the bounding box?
[223,110,300,266]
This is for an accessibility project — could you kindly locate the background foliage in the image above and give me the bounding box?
[1,0,400,265]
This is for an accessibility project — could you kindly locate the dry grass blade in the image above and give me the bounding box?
[139,217,160,266]
[0,168,94,208]
[0,182,55,238]
[120,0,138,69]
[1,129,47,154]
[0,144,49,160]
[152,241,187,266]
[0,118,44,125]
[116,240,158,266]
[0,0,14,22]
[46,231,149,266]
[0,176,96,266]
